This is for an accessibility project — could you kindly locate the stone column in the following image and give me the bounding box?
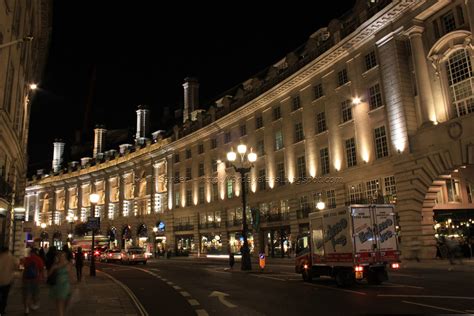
[64,186,69,219]
[77,184,82,221]
[167,154,174,211]
[193,213,200,257]
[105,176,110,220]
[465,0,474,41]
[119,173,125,218]
[407,25,436,126]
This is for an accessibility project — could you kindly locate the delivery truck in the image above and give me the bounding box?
[295,204,400,287]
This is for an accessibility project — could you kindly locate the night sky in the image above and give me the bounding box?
[28,1,356,174]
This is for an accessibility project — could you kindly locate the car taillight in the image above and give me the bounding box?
[303,264,308,269]
[354,266,364,272]
[132,254,135,259]
[391,263,400,269]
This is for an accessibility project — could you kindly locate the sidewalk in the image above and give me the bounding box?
[6,270,139,316]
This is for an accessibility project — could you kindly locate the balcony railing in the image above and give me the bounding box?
[344,195,397,206]
[198,222,221,229]
[260,212,290,223]
[173,224,194,231]
[227,219,243,227]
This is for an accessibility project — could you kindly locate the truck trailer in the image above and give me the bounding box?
[295,204,400,287]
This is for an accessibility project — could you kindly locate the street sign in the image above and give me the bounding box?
[87,217,100,230]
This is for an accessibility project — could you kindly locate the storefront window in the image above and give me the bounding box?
[176,236,195,255]
[200,234,224,254]
[229,232,254,254]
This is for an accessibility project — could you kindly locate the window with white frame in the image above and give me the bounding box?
[316,112,327,133]
[364,51,377,71]
[186,189,192,206]
[198,186,205,204]
[442,11,456,33]
[320,147,330,175]
[294,122,304,143]
[374,126,389,159]
[341,100,353,122]
[227,179,233,199]
[292,95,301,111]
[366,179,380,201]
[314,83,324,99]
[256,116,263,129]
[299,195,310,211]
[345,138,357,167]
[446,178,461,202]
[273,106,281,120]
[337,68,349,86]
[276,162,285,186]
[369,83,383,110]
[175,191,180,208]
[383,176,397,200]
[349,183,365,204]
[446,49,474,117]
[326,189,336,209]
[275,130,283,151]
[297,156,306,180]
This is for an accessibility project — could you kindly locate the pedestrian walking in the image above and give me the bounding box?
[38,248,46,264]
[229,252,235,269]
[0,247,18,316]
[74,247,84,282]
[48,251,74,316]
[22,248,45,315]
[45,246,57,271]
[62,245,73,262]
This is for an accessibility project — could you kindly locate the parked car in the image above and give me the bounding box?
[100,249,122,263]
[121,247,147,265]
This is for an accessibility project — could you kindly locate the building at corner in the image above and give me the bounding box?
[24,0,474,260]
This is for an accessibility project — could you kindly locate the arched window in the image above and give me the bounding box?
[445,49,474,117]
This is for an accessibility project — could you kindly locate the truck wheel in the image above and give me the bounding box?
[302,268,313,282]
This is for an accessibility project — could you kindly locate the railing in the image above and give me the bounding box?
[198,222,221,229]
[344,195,397,206]
[227,219,243,227]
[173,224,194,231]
[260,212,291,223]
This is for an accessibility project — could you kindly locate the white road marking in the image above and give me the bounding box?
[195,309,209,316]
[180,291,191,297]
[402,300,466,314]
[205,268,228,274]
[304,283,367,296]
[209,291,237,308]
[466,310,474,313]
[167,281,174,285]
[251,274,286,282]
[173,285,182,290]
[378,294,474,300]
[188,299,200,306]
[390,273,422,279]
[384,282,424,289]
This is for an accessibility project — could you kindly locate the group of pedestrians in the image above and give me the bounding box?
[0,245,85,316]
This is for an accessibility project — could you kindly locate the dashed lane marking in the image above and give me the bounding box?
[304,282,367,296]
[384,282,424,289]
[167,281,174,285]
[250,274,286,282]
[196,309,209,316]
[378,294,474,300]
[402,300,466,314]
[180,291,191,297]
[188,299,200,306]
[173,285,182,290]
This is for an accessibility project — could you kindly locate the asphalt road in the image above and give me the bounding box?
[97,259,474,315]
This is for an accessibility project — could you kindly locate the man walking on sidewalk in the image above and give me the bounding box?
[0,247,18,316]
[75,247,84,282]
[22,248,45,315]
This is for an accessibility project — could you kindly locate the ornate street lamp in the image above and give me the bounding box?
[152,226,158,258]
[316,193,326,211]
[227,144,257,271]
[89,193,99,276]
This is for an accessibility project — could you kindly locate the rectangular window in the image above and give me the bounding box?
[349,183,365,204]
[433,20,440,39]
[313,83,324,100]
[341,100,353,122]
[174,171,180,184]
[175,191,180,208]
[374,126,389,159]
[337,68,349,86]
[198,163,204,177]
[227,179,233,199]
[275,130,283,151]
[384,176,397,200]
[294,122,304,143]
[212,160,218,173]
[257,139,265,156]
[446,178,461,202]
[297,156,306,180]
[186,149,192,159]
[345,138,357,167]
[364,51,377,71]
[320,147,330,175]
[316,112,327,133]
[276,162,285,186]
[366,179,380,201]
[369,83,383,110]
[186,167,192,180]
[174,154,180,163]
[258,169,266,191]
[240,124,247,137]
[211,138,217,149]
[326,190,336,209]
[186,189,193,206]
[299,196,310,212]
[198,144,204,154]
[442,11,456,33]
[199,186,205,204]
[256,116,263,129]
[457,6,465,26]
[212,182,219,201]
[273,106,281,120]
[291,95,301,111]
[224,132,231,144]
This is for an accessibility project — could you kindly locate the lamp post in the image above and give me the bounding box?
[227,144,257,271]
[152,226,158,258]
[89,193,99,276]
[316,193,326,211]
[66,215,78,241]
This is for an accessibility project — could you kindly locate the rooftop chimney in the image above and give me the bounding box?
[52,139,65,173]
[183,77,199,123]
[135,105,150,145]
[93,124,107,158]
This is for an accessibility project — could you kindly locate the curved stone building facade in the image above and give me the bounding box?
[25,0,474,259]
[0,0,52,252]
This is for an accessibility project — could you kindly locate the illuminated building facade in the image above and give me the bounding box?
[0,0,52,253]
[25,0,474,259]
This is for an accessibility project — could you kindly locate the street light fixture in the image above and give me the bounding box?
[227,144,257,271]
[89,193,99,277]
[152,226,158,258]
[29,83,38,90]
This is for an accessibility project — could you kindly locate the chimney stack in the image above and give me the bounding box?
[135,105,150,145]
[93,124,107,158]
[183,77,199,123]
[52,139,65,173]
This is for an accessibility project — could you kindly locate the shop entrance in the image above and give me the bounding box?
[263,227,291,258]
